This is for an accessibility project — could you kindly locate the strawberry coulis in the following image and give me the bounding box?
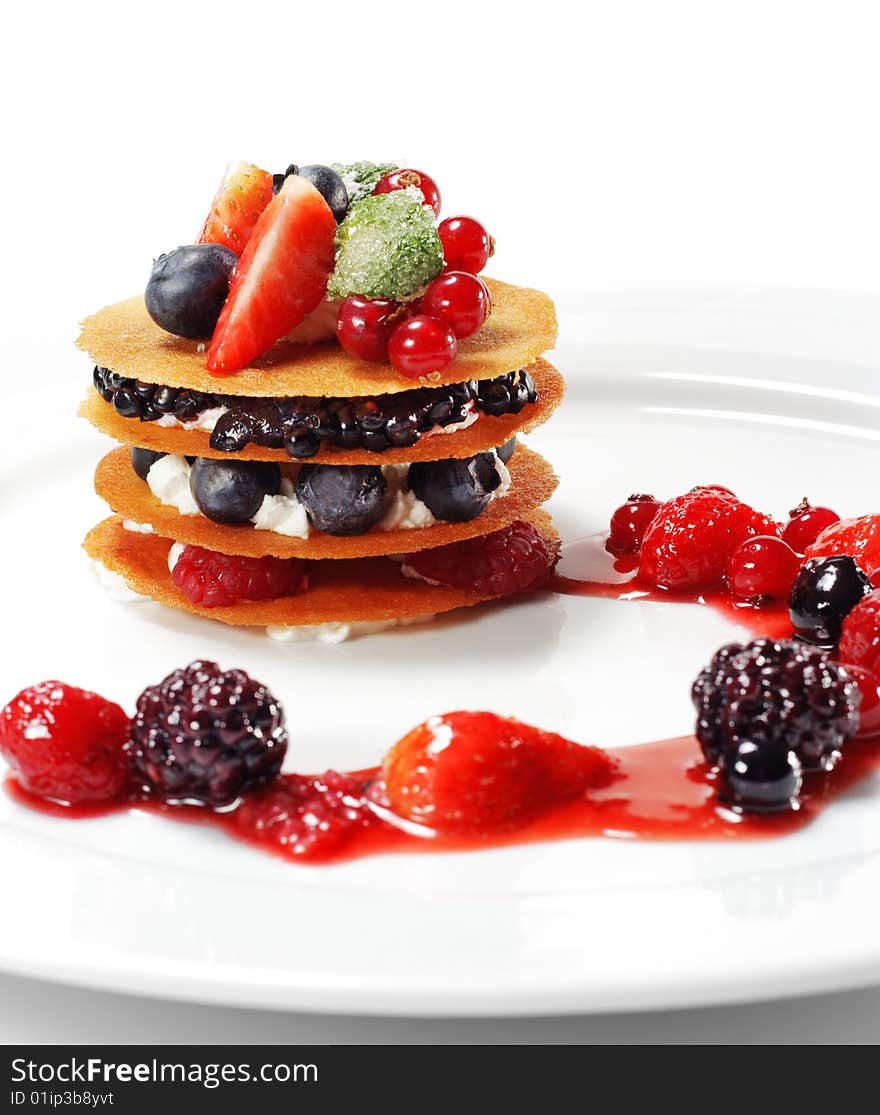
[5,532,880,865]
[7,732,880,865]
[549,534,793,639]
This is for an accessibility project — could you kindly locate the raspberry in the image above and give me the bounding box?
[382,710,616,832]
[638,488,778,590]
[401,520,552,597]
[806,514,880,577]
[128,661,287,806]
[0,682,130,805]
[232,771,373,860]
[692,638,861,772]
[171,545,308,608]
[839,590,880,677]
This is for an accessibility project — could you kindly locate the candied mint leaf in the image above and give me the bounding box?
[331,161,399,204]
[327,188,443,301]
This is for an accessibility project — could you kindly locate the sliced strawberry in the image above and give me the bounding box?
[197,161,274,256]
[206,176,336,375]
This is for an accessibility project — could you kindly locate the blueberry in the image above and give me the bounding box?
[497,437,517,464]
[408,452,502,522]
[295,465,386,535]
[273,164,299,195]
[189,458,282,524]
[145,244,237,340]
[718,740,802,813]
[130,447,166,481]
[788,555,872,647]
[297,164,349,222]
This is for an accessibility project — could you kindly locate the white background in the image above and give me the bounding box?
[5,0,880,1043]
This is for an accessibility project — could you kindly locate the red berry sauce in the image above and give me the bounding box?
[551,534,794,639]
[8,729,880,865]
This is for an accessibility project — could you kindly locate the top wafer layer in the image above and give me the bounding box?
[77,278,557,398]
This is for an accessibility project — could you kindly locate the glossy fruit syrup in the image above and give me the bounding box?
[549,534,793,639]
[8,730,880,865]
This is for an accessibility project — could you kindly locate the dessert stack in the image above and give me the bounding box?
[77,160,564,641]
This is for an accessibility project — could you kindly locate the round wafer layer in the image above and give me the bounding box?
[83,511,560,628]
[94,443,557,560]
[77,279,556,397]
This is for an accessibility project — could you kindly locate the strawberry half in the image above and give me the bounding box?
[206,176,337,375]
[198,160,274,256]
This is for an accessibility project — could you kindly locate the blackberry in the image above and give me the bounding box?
[127,660,287,807]
[692,637,860,772]
[789,555,873,647]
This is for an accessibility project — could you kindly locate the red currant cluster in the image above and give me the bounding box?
[336,168,494,379]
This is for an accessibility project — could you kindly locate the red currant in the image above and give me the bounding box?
[606,494,661,557]
[782,500,841,553]
[438,216,493,274]
[336,296,403,362]
[374,169,441,216]
[420,272,490,339]
[726,535,800,602]
[388,315,457,379]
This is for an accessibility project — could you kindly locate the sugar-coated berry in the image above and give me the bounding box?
[189,458,281,525]
[171,545,308,608]
[606,494,661,558]
[127,660,287,807]
[438,216,493,274]
[726,535,800,602]
[788,555,873,647]
[388,315,457,379]
[336,295,403,362]
[295,464,387,535]
[0,682,131,805]
[421,272,490,339]
[374,168,441,216]
[718,740,802,814]
[497,436,517,464]
[145,244,237,340]
[296,164,348,222]
[782,500,841,553]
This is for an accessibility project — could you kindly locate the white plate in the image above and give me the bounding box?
[3,286,880,1016]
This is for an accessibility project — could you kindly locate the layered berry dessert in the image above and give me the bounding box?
[78,161,562,640]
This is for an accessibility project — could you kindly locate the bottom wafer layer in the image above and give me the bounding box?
[84,512,560,632]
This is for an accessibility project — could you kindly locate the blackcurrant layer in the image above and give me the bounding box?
[92,365,538,459]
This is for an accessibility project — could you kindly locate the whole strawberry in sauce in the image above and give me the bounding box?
[382,710,616,833]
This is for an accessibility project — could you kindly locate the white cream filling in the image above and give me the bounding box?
[147,454,200,515]
[156,405,228,431]
[122,518,155,534]
[266,614,435,645]
[144,451,510,538]
[90,561,150,603]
